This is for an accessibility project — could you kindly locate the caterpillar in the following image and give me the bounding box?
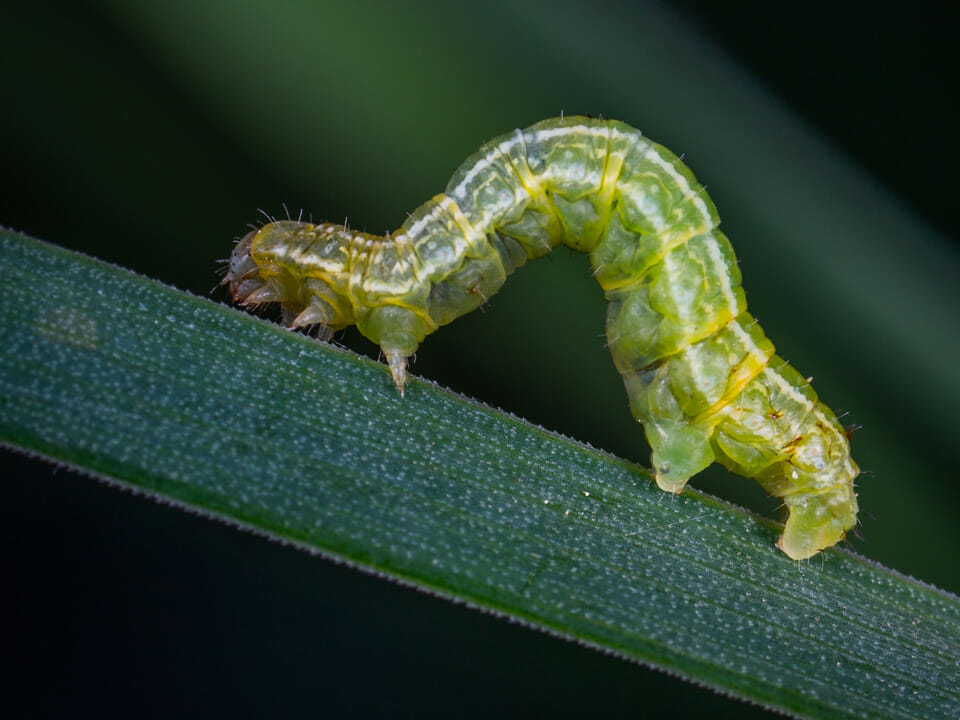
[225,116,859,560]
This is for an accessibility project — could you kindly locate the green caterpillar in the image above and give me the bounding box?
[226,116,859,560]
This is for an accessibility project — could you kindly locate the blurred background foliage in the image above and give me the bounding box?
[3,1,957,717]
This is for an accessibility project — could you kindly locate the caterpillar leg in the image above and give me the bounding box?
[385,352,409,393]
[644,420,715,493]
[358,304,435,394]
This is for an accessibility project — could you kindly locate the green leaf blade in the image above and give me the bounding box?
[2,229,958,719]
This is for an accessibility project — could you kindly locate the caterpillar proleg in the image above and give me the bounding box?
[225,116,859,560]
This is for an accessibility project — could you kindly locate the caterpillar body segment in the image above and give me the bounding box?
[226,116,859,559]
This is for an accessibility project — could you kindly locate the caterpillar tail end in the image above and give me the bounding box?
[776,482,859,560]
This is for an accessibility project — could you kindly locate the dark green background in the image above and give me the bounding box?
[3,1,957,717]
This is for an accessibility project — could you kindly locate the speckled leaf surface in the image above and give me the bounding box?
[2,229,958,719]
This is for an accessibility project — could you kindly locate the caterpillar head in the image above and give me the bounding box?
[225,221,357,339]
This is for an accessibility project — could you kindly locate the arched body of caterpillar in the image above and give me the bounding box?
[226,116,859,560]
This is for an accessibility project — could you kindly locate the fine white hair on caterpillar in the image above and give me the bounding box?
[225,116,858,560]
